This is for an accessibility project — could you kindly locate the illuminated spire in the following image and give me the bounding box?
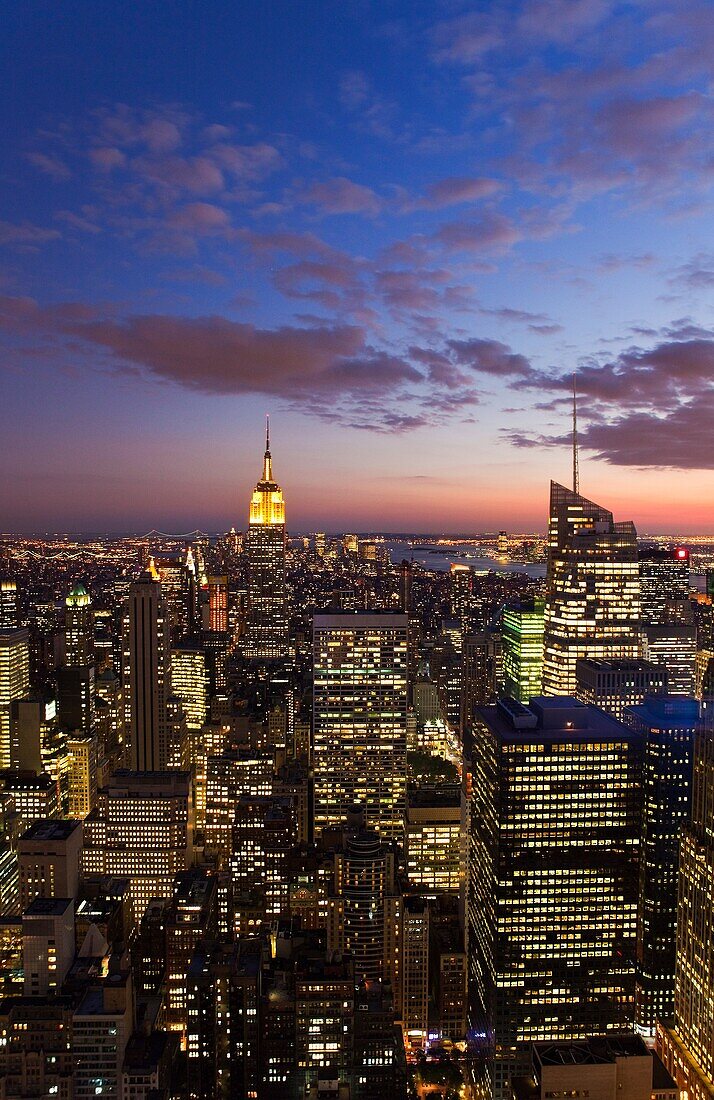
[262,414,273,482]
[250,416,285,525]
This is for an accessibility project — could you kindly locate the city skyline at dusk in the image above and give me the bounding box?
[3,2,714,532]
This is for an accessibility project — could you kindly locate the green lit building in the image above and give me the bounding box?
[501,598,545,703]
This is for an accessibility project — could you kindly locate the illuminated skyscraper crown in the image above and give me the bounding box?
[249,416,286,526]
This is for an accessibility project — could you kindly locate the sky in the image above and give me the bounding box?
[2,0,714,534]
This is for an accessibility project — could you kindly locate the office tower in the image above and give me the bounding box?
[343,533,359,555]
[95,666,125,773]
[501,597,545,703]
[575,657,669,721]
[165,869,217,1039]
[123,573,171,771]
[231,794,294,921]
[0,580,18,630]
[154,552,195,641]
[22,895,74,995]
[461,630,500,732]
[0,999,75,1097]
[18,817,82,909]
[405,785,461,893]
[207,574,228,632]
[315,532,326,558]
[450,563,472,624]
[498,530,508,554]
[656,716,714,1099]
[170,644,209,731]
[295,949,355,1093]
[639,549,696,696]
[468,697,641,1100]
[640,547,691,623]
[10,694,47,772]
[65,582,94,666]
[436,936,468,1044]
[57,664,95,734]
[66,731,98,818]
[0,770,60,828]
[187,938,261,1100]
[0,629,30,769]
[401,896,429,1053]
[399,558,413,614]
[243,420,289,659]
[511,1036,678,1100]
[624,696,696,1037]
[642,621,697,695]
[122,1033,178,1099]
[313,613,408,838]
[330,825,401,986]
[73,964,133,1100]
[354,980,407,1099]
[542,482,640,696]
[82,770,193,914]
[432,623,463,733]
[204,747,274,855]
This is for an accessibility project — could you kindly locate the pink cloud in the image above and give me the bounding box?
[25,152,71,180]
[408,176,501,210]
[169,203,231,233]
[302,176,383,215]
[89,147,127,171]
[0,221,61,246]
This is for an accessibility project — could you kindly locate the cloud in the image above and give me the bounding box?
[447,337,534,378]
[574,400,714,468]
[89,147,127,171]
[169,203,231,233]
[26,152,72,180]
[0,221,61,246]
[301,176,383,216]
[407,176,501,211]
[671,253,714,289]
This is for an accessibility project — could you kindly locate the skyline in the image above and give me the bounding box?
[3,2,714,531]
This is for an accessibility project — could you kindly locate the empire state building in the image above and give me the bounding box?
[243,419,289,659]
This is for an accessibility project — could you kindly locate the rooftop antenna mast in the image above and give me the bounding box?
[572,370,580,495]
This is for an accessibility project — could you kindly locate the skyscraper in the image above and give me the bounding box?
[0,628,30,769]
[64,583,94,666]
[575,657,668,721]
[542,482,640,696]
[123,573,171,771]
[640,547,691,623]
[468,696,641,1100]
[313,612,408,838]
[625,696,696,1037]
[657,715,714,1100]
[243,419,289,660]
[501,597,545,703]
[207,574,228,632]
[0,580,18,630]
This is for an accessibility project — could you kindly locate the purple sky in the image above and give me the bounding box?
[2,1,714,533]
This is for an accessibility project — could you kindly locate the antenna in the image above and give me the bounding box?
[572,371,579,495]
[265,414,270,454]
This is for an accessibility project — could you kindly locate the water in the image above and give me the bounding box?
[385,540,547,579]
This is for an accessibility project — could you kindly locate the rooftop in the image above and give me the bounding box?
[24,896,73,918]
[20,818,82,843]
[480,696,637,742]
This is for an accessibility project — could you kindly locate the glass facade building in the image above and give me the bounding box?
[542,482,640,697]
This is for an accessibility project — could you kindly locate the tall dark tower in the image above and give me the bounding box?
[243,418,288,659]
[123,571,171,770]
[57,582,96,733]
